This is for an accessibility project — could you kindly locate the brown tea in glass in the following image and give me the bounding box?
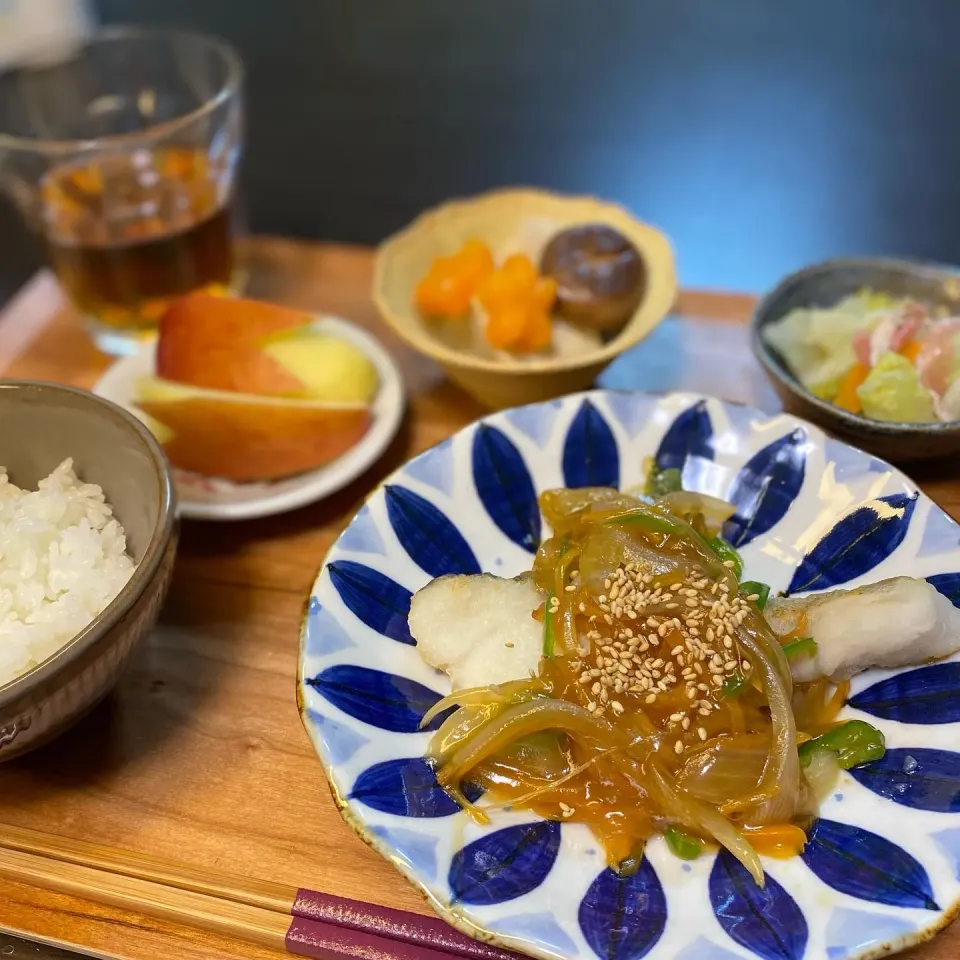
[42,146,238,337]
[0,28,243,354]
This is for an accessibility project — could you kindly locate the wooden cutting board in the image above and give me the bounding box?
[0,236,955,960]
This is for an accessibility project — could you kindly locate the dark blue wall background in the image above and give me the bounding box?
[5,0,960,300]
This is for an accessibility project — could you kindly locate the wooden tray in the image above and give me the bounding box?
[0,237,956,960]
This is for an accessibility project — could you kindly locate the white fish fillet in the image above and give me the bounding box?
[765,576,960,682]
[409,574,544,690]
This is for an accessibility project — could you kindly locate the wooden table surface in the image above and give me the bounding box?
[0,236,956,960]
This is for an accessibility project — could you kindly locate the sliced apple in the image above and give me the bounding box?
[157,292,380,402]
[136,376,371,482]
[157,293,313,396]
[260,330,379,403]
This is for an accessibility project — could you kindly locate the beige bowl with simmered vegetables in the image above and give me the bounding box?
[373,188,677,409]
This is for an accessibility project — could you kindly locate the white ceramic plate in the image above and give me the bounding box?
[94,315,405,521]
[299,389,960,960]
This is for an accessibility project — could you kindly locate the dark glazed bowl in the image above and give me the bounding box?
[751,257,960,461]
[0,381,178,759]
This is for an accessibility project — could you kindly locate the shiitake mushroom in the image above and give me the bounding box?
[539,224,646,332]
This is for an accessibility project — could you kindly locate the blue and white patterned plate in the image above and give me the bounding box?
[298,390,960,960]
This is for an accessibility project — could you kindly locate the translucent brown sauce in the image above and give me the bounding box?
[429,489,851,873]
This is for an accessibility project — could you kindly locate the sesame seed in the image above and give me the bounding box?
[712,675,724,686]
[591,681,602,695]
[743,661,752,672]
[670,582,683,591]
[686,687,697,699]
[723,560,736,568]
[670,712,684,723]
[682,717,691,730]
[685,598,699,608]
[611,701,624,715]
[747,593,760,602]
[579,602,586,613]
[674,740,684,754]
[587,701,597,712]
[666,603,680,609]
[698,727,708,740]
[645,694,657,704]
[565,584,576,593]
[505,641,515,648]
[698,706,712,716]
[723,637,733,649]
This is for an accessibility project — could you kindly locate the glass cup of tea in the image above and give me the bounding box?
[0,26,243,355]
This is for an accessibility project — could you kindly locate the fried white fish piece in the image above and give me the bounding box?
[408,573,544,691]
[765,576,960,682]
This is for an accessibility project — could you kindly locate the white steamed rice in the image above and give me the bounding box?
[0,459,136,684]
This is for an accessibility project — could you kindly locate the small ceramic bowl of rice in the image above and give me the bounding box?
[0,380,177,760]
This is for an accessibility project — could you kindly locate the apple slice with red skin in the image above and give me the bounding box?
[156,293,313,396]
[136,376,370,482]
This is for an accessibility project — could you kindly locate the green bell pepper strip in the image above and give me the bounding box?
[645,466,683,497]
[721,672,748,698]
[798,720,886,769]
[708,536,743,579]
[665,825,703,860]
[739,580,771,610]
[542,590,557,657]
[781,636,817,660]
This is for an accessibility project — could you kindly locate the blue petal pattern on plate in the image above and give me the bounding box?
[825,909,917,960]
[448,821,561,906]
[928,573,960,608]
[371,825,440,883]
[306,665,449,733]
[578,861,667,960]
[491,913,578,957]
[336,504,386,556]
[405,438,455,496]
[850,748,960,812]
[802,818,939,910]
[385,485,480,578]
[562,400,619,488]
[299,390,960,960]
[709,851,807,960]
[327,561,413,645]
[849,663,960,724]
[787,493,917,594]
[304,708,369,764]
[933,828,960,882]
[350,758,481,817]
[722,429,806,547]
[303,600,355,657]
[654,400,713,472]
[472,424,541,553]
